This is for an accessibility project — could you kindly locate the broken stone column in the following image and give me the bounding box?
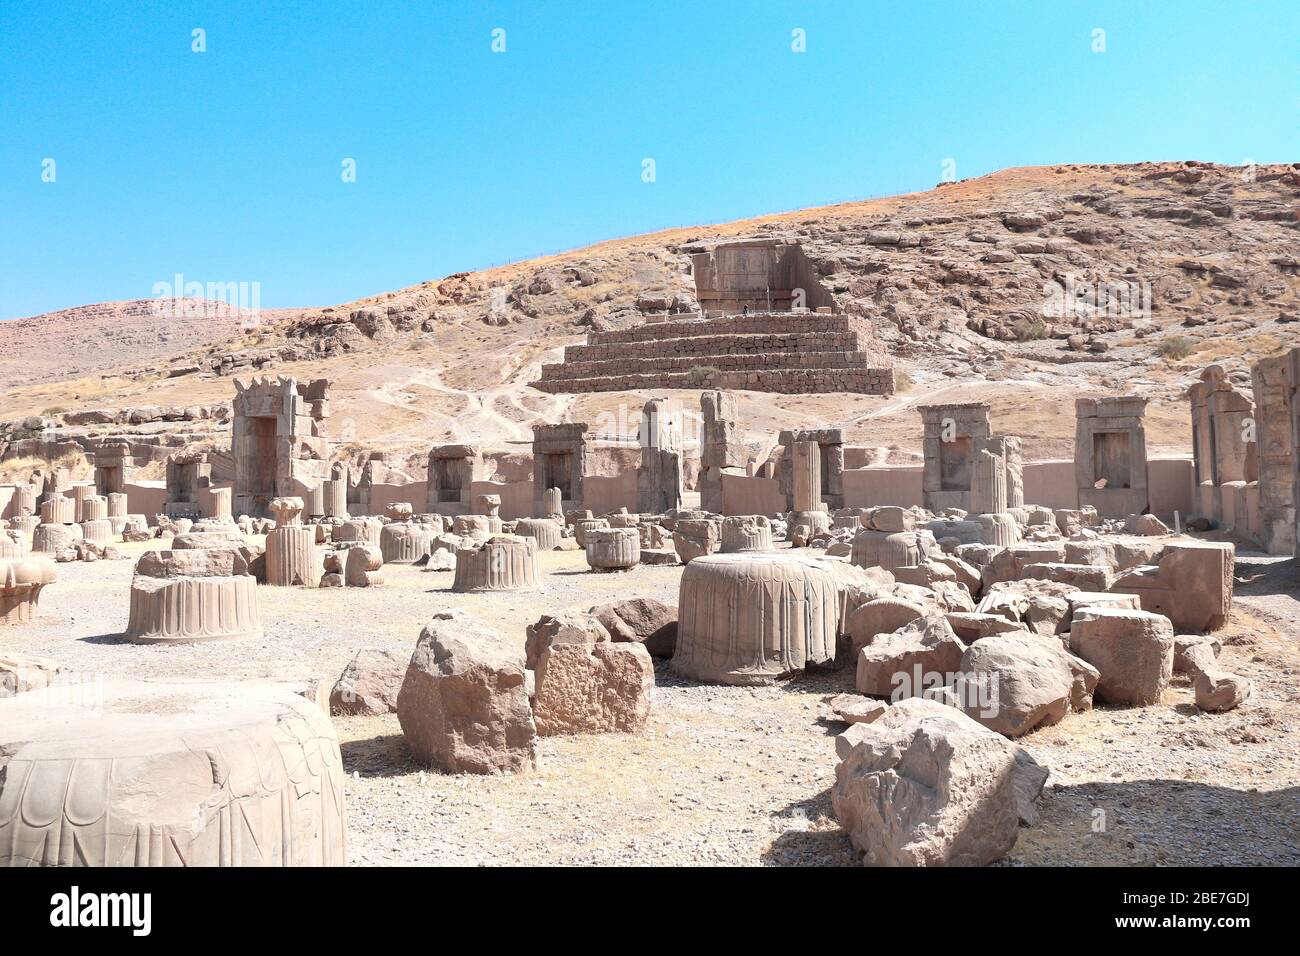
[107,492,128,518]
[473,493,504,533]
[637,399,683,514]
[125,548,262,644]
[0,678,347,865]
[265,498,319,586]
[452,536,540,592]
[0,557,57,625]
[537,486,563,520]
[671,553,837,684]
[585,527,640,571]
[323,478,348,519]
[720,514,774,552]
[209,487,233,522]
[1003,436,1024,509]
[513,517,562,550]
[305,482,325,518]
[970,449,1008,515]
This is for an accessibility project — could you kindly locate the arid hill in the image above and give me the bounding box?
[3,161,1298,474]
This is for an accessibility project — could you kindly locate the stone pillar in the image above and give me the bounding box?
[209,487,233,522]
[71,485,95,523]
[306,482,325,518]
[792,441,822,512]
[537,486,563,520]
[970,450,1008,514]
[637,399,683,514]
[15,484,37,516]
[1003,436,1024,509]
[323,479,348,519]
[700,391,743,514]
[107,492,128,517]
[1251,352,1296,555]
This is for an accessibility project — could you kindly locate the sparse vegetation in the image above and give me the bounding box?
[1158,336,1194,360]
[40,405,67,416]
[894,368,914,392]
[1011,315,1050,341]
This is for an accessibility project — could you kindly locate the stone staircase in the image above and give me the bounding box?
[530,312,895,395]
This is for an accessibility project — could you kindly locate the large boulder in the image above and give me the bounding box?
[589,596,677,658]
[1069,608,1174,706]
[957,633,1077,737]
[329,648,408,716]
[831,698,1047,866]
[396,610,536,773]
[533,642,654,736]
[856,614,966,698]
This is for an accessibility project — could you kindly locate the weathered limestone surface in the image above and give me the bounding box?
[126,549,261,644]
[1070,607,1174,706]
[1112,541,1233,632]
[672,553,838,685]
[533,642,654,736]
[344,544,384,587]
[855,614,966,698]
[329,648,408,716]
[396,611,536,774]
[831,698,1047,867]
[0,679,347,866]
[589,596,678,658]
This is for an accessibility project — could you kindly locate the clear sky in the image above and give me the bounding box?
[1,0,1296,321]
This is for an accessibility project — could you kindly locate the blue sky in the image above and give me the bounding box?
[1,0,1296,321]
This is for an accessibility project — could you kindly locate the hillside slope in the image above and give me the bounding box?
[3,161,1297,470]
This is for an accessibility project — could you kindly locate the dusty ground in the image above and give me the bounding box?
[4,536,1297,866]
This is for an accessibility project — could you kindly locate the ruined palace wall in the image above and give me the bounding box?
[1147,457,1194,520]
[469,479,534,520]
[720,474,785,516]
[842,467,925,509]
[1021,461,1079,510]
[581,473,639,517]
[125,481,169,518]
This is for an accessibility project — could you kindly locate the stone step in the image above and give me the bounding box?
[536,349,879,382]
[564,330,862,363]
[531,366,894,395]
[589,311,860,345]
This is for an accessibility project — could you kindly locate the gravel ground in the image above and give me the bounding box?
[4,539,1297,866]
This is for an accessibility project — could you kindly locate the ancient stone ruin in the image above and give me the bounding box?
[920,403,1023,513]
[530,240,892,394]
[0,680,346,865]
[1075,396,1148,517]
[231,376,331,518]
